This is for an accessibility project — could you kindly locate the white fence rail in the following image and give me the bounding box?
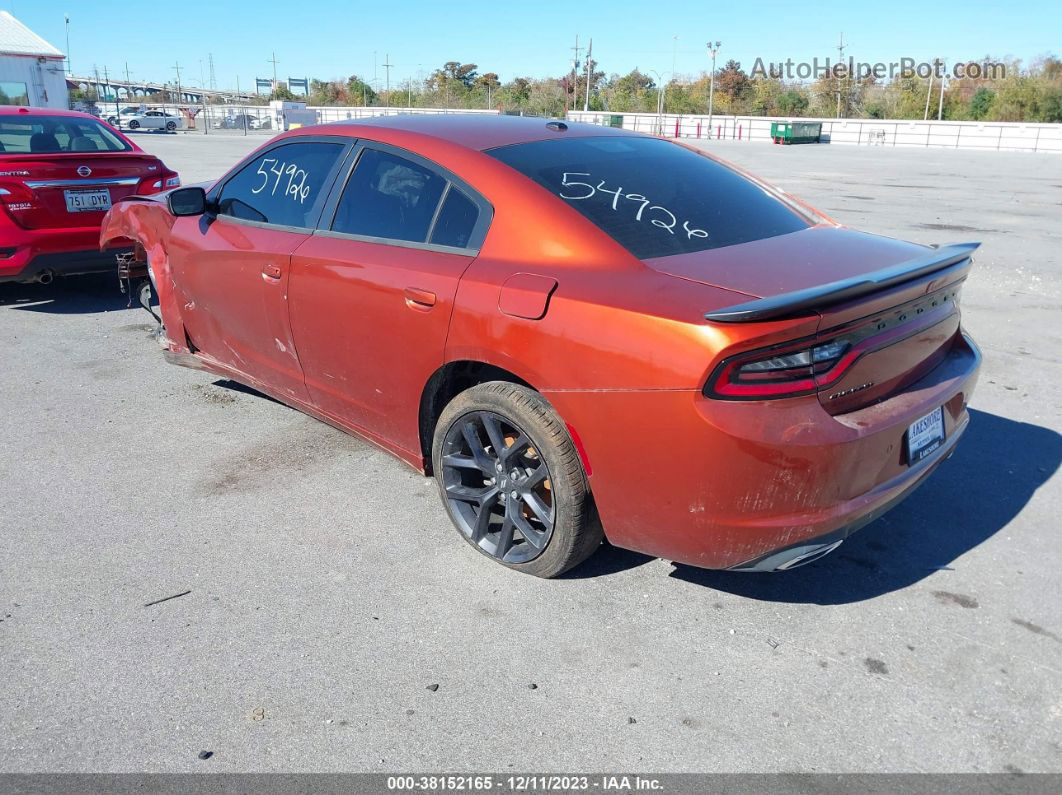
[566,111,1062,154]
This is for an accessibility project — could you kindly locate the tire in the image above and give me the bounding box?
[165,121,177,131]
[128,120,140,129]
[432,381,602,578]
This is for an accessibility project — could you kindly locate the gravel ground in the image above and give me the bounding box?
[1,131,1059,773]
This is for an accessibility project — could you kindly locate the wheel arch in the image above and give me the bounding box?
[419,359,536,473]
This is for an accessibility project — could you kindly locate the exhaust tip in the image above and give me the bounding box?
[36,270,55,285]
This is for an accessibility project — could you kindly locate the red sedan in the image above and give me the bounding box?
[100,115,980,577]
[0,106,179,284]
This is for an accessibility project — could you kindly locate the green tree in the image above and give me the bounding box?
[968,87,995,119]
[270,81,296,101]
[346,75,377,106]
[777,89,809,116]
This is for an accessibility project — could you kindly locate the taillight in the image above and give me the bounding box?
[137,170,180,195]
[0,183,36,221]
[705,336,854,399]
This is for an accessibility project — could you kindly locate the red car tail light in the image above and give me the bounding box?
[136,170,180,195]
[0,182,37,222]
[706,336,855,399]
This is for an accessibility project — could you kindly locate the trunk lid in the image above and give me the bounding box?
[0,152,164,229]
[660,226,974,413]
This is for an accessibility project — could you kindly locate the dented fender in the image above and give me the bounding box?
[101,195,191,352]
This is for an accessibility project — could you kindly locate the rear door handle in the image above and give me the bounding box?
[262,263,282,280]
[404,287,436,309]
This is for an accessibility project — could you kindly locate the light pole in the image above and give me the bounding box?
[706,40,721,139]
[64,14,71,76]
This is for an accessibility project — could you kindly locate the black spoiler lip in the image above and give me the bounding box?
[703,242,980,323]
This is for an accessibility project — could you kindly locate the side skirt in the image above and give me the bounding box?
[162,349,429,474]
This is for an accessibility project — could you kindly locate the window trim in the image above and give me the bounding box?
[207,135,355,232]
[316,139,493,254]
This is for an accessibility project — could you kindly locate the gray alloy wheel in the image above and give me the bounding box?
[432,382,602,578]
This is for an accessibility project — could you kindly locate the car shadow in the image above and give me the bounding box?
[664,409,1059,603]
[0,274,135,315]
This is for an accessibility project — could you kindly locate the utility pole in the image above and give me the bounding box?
[208,54,217,91]
[706,41,721,139]
[937,66,947,120]
[924,58,936,120]
[569,34,582,113]
[383,54,393,94]
[124,62,131,83]
[268,52,279,94]
[583,38,593,111]
[836,32,846,118]
[65,15,71,76]
[172,62,183,104]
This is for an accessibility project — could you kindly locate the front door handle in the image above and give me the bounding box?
[262,263,282,281]
[404,287,436,309]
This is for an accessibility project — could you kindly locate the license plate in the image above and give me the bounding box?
[64,189,111,213]
[906,406,945,464]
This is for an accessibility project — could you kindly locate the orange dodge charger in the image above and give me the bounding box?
[101,115,981,577]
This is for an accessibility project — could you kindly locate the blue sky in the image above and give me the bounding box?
[7,0,1060,90]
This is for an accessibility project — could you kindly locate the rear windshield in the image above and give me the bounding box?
[486,136,812,259]
[0,115,132,155]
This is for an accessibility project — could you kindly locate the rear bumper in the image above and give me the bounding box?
[0,222,128,283]
[545,332,981,570]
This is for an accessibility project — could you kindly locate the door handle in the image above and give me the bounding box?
[404,287,436,309]
[262,263,282,281]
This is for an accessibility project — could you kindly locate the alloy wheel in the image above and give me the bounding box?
[440,411,555,563]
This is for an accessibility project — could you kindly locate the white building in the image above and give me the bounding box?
[0,11,67,108]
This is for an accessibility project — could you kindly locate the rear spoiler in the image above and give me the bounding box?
[703,242,980,323]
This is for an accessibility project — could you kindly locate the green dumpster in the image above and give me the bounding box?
[607,114,625,128]
[770,121,822,144]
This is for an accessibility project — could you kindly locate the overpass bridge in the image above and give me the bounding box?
[67,75,256,104]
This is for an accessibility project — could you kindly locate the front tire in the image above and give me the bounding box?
[432,382,601,578]
[127,120,140,129]
[165,121,177,131]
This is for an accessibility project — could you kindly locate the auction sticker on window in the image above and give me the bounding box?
[907,406,945,464]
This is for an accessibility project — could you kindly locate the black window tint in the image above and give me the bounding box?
[430,188,479,248]
[217,141,344,228]
[486,136,812,259]
[332,148,446,243]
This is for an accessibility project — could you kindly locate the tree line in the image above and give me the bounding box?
[285,55,1061,123]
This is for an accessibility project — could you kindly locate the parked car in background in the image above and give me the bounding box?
[99,115,980,577]
[214,113,267,130]
[106,106,146,127]
[123,109,182,132]
[0,106,179,284]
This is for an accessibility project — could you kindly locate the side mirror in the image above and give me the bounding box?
[167,186,208,217]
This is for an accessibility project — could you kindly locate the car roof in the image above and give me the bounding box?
[316,113,639,151]
[0,105,100,119]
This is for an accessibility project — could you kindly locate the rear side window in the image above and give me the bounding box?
[216,141,344,228]
[487,136,812,259]
[331,148,446,243]
[430,188,479,248]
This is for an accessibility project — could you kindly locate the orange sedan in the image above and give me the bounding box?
[100,115,981,577]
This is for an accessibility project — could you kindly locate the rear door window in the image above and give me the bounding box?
[331,148,447,243]
[486,136,813,259]
[216,141,345,228]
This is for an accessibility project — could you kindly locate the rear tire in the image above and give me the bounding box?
[432,382,601,578]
